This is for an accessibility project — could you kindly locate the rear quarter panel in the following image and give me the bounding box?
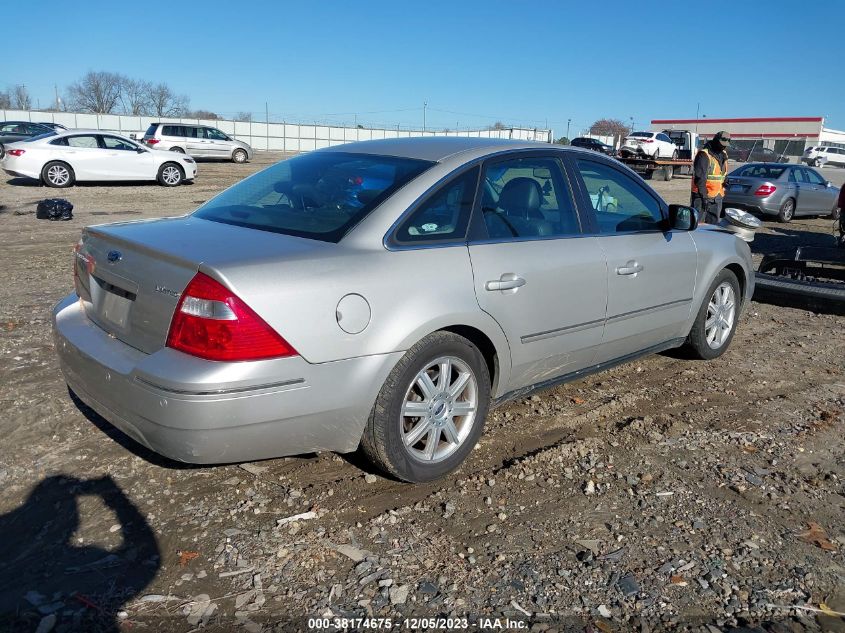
[207,244,514,395]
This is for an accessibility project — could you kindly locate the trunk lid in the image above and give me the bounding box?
[75,215,328,354]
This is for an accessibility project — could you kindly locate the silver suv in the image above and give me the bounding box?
[142,123,254,163]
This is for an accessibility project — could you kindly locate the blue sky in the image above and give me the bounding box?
[6,0,845,135]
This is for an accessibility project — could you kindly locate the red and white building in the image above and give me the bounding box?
[650,116,845,158]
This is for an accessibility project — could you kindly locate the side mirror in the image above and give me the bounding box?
[667,204,697,231]
[826,181,833,188]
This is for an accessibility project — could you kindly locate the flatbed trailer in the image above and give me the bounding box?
[617,154,693,181]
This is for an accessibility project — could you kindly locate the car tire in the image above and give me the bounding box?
[41,161,75,188]
[232,149,248,163]
[684,269,741,360]
[777,197,795,223]
[662,165,673,181]
[157,163,184,187]
[360,331,491,482]
[169,146,185,153]
[813,158,821,168]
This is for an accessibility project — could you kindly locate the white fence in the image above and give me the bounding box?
[2,110,552,152]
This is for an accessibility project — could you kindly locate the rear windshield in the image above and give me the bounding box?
[734,164,787,179]
[194,152,434,242]
[630,132,652,138]
[24,131,57,142]
[144,124,157,137]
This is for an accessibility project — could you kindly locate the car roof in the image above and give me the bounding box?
[317,136,553,162]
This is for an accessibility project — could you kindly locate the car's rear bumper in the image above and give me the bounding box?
[722,193,781,216]
[52,293,401,464]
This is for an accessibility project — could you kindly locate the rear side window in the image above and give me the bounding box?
[394,168,478,244]
[49,136,68,146]
[575,160,663,233]
[66,135,99,148]
[194,152,434,243]
[480,156,580,239]
[162,125,185,137]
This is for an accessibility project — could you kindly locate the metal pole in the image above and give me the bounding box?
[566,119,571,139]
[423,101,427,132]
[265,102,269,151]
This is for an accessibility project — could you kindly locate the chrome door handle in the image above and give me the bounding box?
[616,261,644,276]
[485,273,526,292]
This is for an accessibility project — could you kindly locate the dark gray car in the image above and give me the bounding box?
[0,121,53,146]
[724,163,840,222]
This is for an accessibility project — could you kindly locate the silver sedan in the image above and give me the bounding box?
[53,138,754,482]
[724,162,841,222]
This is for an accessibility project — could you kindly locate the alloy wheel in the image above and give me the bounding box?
[47,164,70,186]
[400,356,478,463]
[162,165,181,185]
[705,282,736,349]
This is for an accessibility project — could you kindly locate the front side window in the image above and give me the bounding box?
[575,159,663,233]
[207,128,229,141]
[803,168,825,185]
[66,135,99,148]
[657,133,671,143]
[101,135,136,151]
[480,156,580,239]
[194,152,433,242]
[394,168,478,244]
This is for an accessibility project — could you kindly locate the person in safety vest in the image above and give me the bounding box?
[692,131,731,224]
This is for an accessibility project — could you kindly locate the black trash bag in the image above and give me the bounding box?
[36,198,73,221]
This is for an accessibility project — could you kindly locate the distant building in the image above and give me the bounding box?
[650,116,845,158]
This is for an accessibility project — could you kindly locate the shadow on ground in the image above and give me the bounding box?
[0,475,159,632]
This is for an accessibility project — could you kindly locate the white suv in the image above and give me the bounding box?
[802,145,845,168]
[142,123,254,163]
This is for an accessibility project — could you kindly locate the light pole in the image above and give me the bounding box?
[629,117,635,133]
[423,101,427,132]
[566,119,571,139]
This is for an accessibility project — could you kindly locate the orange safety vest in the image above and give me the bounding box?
[691,148,726,198]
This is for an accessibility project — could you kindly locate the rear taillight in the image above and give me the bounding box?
[7,149,25,156]
[146,139,160,145]
[754,184,777,197]
[166,272,296,361]
[643,139,654,143]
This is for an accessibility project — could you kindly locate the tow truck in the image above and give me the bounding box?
[617,129,699,181]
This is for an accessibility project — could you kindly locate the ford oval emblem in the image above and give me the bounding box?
[107,250,122,263]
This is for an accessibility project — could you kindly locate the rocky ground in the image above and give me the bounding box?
[0,155,843,633]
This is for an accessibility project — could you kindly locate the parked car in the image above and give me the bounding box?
[53,137,754,481]
[727,146,751,162]
[620,131,678,159]
[0,121,54,145]
[802,145,845,168]
[570,137,615,155]
[142,122,254,163]
[1,129,196,187]
[723,162,840,222]
[35,122,68,132]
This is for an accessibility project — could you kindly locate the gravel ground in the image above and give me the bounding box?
[0,154,843,633]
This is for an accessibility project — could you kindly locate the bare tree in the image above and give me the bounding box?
[0,89,10,109]
[236,111,253,122]
[67,71,123,113]
[120,77,152,115]
[589,118,630,141]
[148,83,189,117]
[190,110,220,120]
[490,121,507,130]
[11,85,32,109]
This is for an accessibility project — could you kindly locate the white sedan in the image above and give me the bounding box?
[621,131,678,159]
[0,129,197,187]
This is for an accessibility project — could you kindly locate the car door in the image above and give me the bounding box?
[56,134,107,180]
[570,156,698,363]
[99,135,155,180]
[206,127,233,158]
[801,167,834,215]
[467,153,608,390]
[184,126,207,156]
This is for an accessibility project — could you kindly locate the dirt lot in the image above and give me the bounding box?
[0,155,843,633]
